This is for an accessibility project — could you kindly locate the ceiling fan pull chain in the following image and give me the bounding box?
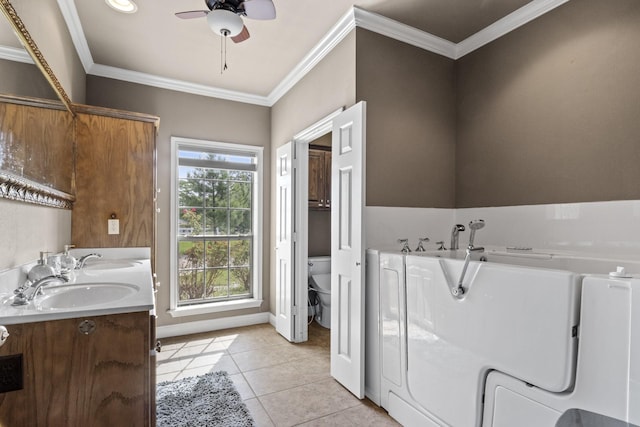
[224,36,228,71]
[220,35,224,74]
[220,29,229,74]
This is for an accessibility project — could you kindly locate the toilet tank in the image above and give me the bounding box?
[308,256,331,276]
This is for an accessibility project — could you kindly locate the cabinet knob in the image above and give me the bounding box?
[78,320,97,335]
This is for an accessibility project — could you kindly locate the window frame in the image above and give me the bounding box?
[169,136,263,317]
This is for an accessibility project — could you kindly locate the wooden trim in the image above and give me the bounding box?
[309,144,332,152]
[0,93,68,111]
[0,0,75,114]
[73,103,160,128]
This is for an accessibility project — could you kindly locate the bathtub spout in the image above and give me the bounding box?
[453,246,485,298]
[450,224,465,250]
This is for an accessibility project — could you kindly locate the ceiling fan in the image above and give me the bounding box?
[175,0,276,43]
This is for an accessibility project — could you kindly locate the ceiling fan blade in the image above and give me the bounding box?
[232,25,250,43]
[242,0,276,20]
[175,10,209,19]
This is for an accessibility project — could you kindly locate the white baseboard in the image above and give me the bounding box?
[156,312,271,339]
[269,313,276,327]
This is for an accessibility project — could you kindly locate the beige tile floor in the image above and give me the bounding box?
[157,321,400,426]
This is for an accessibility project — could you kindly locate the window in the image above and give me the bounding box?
[170,137,263,316]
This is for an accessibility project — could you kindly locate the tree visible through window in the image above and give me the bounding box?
[176,146,257,306]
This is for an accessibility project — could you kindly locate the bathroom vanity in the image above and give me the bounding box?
[0,249,155,427]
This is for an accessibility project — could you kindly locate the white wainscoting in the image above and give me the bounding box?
[365,206,455,251]
[456,200,640,257]
[366,200,640,258]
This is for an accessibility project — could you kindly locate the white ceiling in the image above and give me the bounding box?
[1,0,571,105]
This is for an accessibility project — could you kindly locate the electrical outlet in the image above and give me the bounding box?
[108,219,119,235]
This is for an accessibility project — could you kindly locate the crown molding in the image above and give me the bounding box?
[0,45,32,64]
[56,0,93,73]
[455,0,570,58]
[89,63,271,106]
[354,7,457,60]
[266,8,356,105]
[48,0,570,107]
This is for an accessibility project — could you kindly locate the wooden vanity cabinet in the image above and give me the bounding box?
[72,106,159,271]
[0,311,151,427]
[308,147,332,210]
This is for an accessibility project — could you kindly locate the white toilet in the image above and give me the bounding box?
[308,256,331,329]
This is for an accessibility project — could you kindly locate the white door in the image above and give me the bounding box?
[275,142,295,341]
[331,101,366,398]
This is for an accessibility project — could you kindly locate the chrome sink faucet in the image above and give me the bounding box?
[12,275,68,305]
[76,253,103,269]
[450,224,465,250]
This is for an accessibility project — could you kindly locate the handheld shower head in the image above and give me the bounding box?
[469,219,485,231]
[468,219,485,248]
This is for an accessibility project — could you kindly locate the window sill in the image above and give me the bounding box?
[167,298,263,318]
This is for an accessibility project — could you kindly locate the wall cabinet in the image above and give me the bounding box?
[0,311,151,427]
[72,106,159,270]
[308,147,331,210]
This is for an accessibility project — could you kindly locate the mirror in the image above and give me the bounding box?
[0,1,75,208]
[0,0,73,111]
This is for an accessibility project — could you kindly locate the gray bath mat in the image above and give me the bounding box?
[157,371,256,427]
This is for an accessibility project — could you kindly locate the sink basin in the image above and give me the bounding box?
[82,260,143,270]
[36,283,140,309]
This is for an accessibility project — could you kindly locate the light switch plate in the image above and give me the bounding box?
[108,219,119,235]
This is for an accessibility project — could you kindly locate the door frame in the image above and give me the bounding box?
[290,107,344,343]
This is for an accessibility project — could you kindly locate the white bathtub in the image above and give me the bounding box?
[378,248,640,427]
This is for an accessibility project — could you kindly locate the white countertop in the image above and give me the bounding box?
[0,249,155,325]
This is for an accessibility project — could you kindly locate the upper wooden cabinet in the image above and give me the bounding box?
[308,147,331,210]
[72,106,158,267]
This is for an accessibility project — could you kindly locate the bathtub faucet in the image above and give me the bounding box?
[450,224,465,250]
[398,239,411,254]
[415,237,430,252]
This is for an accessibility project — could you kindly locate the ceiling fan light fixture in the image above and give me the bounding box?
[105,0,138,14]
[207,9,243,37]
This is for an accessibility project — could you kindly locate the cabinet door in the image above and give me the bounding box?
[324,151,332,209]
[0,312,150,427]
[308,149,325,209]
[73,113,156,251]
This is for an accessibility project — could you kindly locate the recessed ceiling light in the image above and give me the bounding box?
[105,0,138,14]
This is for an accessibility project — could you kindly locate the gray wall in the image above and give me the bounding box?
[308,210,331,257]
[455,0,640,207]
[0,59,58,100]
[356,28,456,208]
[86,76,271,327]
[270,32,356,312]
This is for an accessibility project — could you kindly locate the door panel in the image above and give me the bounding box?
[331,102,366,398]
[275,142,294,341]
